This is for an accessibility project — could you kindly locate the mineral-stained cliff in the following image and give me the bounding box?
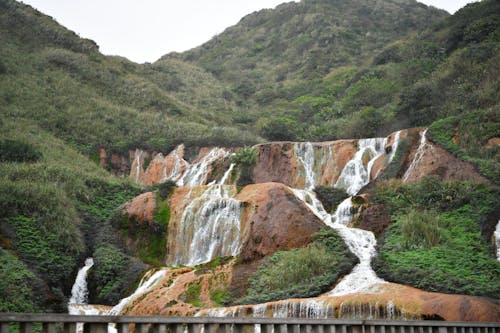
[105,128,495,321]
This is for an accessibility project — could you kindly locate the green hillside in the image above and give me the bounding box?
[0,0,499,313]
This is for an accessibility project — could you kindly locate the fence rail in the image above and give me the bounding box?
[0,314,498,333]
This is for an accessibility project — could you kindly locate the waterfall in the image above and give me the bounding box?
[388,131,401,163]
[168,185,242,266]
[177,147,230,186]
[133,149,143,184]
[219,163,235,185]
[69,258,94,305]
[294,142,316,190]
[290,138,388,298]
[495,221,500,261]
[108,269,166,315]
[403,129,428,182]
[161,144,187,183]
[334,138,387,195]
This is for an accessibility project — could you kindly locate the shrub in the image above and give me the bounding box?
[314,186,349,213]
[0,249,42,312]
[232,146,257,186]
[0,139,42,162]
[373,178,500,298]
[399,210,444,249]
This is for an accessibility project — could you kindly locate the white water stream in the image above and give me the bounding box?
[495,220,500,261]
[291,137,390,297]
[403,129,428,182]
[177,147,230,186]
[69,258,94,305]
[168,184,242,266]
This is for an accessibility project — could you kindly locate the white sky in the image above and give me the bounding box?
[21,0,477,64]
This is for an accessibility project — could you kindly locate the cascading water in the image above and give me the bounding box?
[108,269,166,315]
[290,137,388,297]
[403,129,428,182]
[334,138,387,195]
[168,185,242,266]
[177,147,230,186]
[495,220,500,261]
[387,131,401,163]
[133,149,143,184]
[294,142,316,190]
[69,258,94,305]
[219,163,235,185]
[161,144,188,183]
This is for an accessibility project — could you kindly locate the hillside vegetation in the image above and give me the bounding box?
[0,0,499,313]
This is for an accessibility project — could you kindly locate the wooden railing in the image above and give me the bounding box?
[0,314,498,333]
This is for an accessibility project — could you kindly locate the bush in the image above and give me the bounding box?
[399,210,444,249]
[0,249,42,312]
[232,146,257,186]
[240,228,357,304]
[314,186,349,213]
[0,139,42,162]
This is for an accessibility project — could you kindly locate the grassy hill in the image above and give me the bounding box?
[0,0,498,312]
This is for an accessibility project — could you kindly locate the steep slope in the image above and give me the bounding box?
[168,0,447,103]
[0,0,261,156]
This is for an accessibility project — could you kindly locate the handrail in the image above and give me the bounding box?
[0,314,498,326]
[0,313,498,333]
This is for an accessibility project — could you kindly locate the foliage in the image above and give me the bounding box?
[314,186,349,213]
[0,139,42,162]
[0,249,41,312]
[373,178,500,298]
[399,210,444,249]
[232,146,257,186]
[428,110,500,183]
[185,281,202,307]
[240,228,357,304]
[92,245,129,303]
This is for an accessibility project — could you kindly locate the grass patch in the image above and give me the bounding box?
[373,177,500,298]
[239,228,357,304]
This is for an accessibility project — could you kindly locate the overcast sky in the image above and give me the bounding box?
[21,0,477,63]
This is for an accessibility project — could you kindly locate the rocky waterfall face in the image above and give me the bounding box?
[72,128,498,321]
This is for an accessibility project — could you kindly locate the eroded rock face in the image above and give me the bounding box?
[402,129,486,183]
[252,141,358,189]
[236,182,325,262]
[121,192,156,225]
[197,283,500,322]
[121,263,234,316]
[357,204,392,236]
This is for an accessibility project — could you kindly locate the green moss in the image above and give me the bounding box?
[185,281,202,307]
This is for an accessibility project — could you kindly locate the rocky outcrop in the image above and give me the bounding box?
[402,129,486,183]
[236,182,325,262]
[252,141,358,189]
[121,263,235,316]
[120,192,157,225]
[356,204,392,236]
[197,283,500,322]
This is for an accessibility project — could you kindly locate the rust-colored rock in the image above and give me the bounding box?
[99,148,107,168]
[197,283,500,322]
[253,142,296,186]
[252,141,357,188]
[122,263,235,316]
[402,130,486,183]
[357,204,392,236]
[485,137,500,149]
[140,145,189,186]
[236,182,325,262]
[121,192,156,225]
